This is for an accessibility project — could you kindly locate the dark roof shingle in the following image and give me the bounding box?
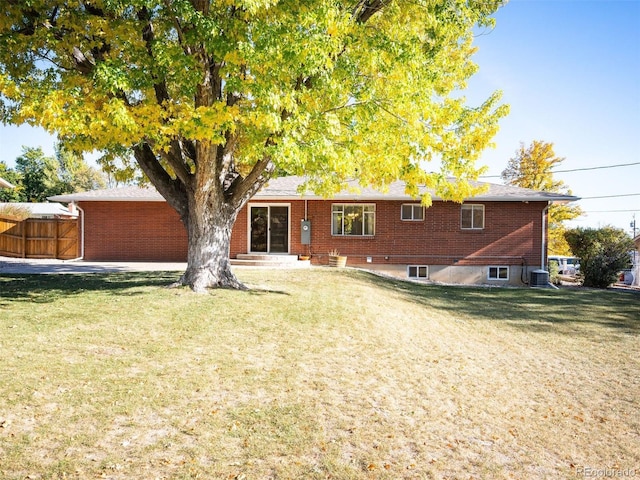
[49,176,579,203]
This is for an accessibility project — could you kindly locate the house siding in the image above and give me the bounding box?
[291,199,544,267]
[80,201,188,261]
[78,199,547,285]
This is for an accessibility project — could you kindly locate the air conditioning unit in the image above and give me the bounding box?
[530,269,549,288]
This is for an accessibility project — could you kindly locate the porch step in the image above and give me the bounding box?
[231,254,310,268]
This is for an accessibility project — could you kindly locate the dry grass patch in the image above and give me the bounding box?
[0,269,638,479]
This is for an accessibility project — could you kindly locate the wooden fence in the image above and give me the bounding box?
[0,216,79,260]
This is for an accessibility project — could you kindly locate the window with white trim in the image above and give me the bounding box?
[401,204,424,221]
[408,265,428,279]
[488,266,509,281]
[332,204,375,236]
[461,204,484,230]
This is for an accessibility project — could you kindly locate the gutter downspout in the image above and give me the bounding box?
[542,202,559,288]
[541,203,549,270]
[68,203,84,261]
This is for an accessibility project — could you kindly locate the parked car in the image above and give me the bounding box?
[619,269,635,285]
[548,256,580,276]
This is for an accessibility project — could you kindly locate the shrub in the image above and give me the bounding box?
[565,227,634,288]
[548,260,560,285]
[0,204,31,221]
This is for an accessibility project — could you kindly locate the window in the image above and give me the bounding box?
[332,204,375,236]
[401,204,424,221]
[488,266,509,281]
[461,204,484,229]
[408,265,428,279]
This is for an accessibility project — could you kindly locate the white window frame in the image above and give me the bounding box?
[407,265,429,279]
[488,266,509,281]
[401,204,424,221]
[332,204,376,237]
[461,204,485,230]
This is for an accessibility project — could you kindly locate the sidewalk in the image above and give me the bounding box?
[0,256,187,274]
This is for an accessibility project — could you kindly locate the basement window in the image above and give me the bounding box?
[407,265,428,279]
[488,266,509,281]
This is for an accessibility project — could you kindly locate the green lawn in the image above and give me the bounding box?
[1,269,638,479]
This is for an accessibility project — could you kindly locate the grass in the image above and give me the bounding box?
[0,268,638,479]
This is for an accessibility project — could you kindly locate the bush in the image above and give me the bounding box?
[0,204,31,221]
[565,227,634,288]
[548,260,560,285]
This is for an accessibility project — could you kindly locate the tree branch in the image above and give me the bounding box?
[163,0,192,55]
[161,140,195,187]
[138,8,171,105]
[133,143,189,220]
[352,0,390,23]
[137,7,195,189]
[227,154,275,208]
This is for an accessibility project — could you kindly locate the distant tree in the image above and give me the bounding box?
[14,147,61,202]
[56,146,107,193]
[10,145,106,202]
[0,160,25,202]
[565,227,634,288]
[501,140,582,256]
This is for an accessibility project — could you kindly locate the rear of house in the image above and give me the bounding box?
[50,176,578,286]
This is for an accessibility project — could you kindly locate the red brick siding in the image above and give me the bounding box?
[79,199,547,267]
[319,200,544,267]
[79,201,187,261]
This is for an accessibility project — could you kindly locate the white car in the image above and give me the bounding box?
[548,256,580,276]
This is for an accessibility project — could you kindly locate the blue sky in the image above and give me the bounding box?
[0,0,638,234]
[468,0,640,235]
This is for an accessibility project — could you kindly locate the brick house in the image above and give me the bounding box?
[50,176,578,285]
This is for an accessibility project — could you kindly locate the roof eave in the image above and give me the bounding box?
[48,193,165,202]
[255,194,580,203]
[470,195,580,203]
[60,197,166,202]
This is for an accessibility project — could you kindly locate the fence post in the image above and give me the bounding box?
[55,219,59,259]
[22,220,27,258]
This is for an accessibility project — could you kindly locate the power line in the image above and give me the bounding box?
[579,193,640,200]
[553,161,640,174]
[581,209,639,213]
[479,161,640,179]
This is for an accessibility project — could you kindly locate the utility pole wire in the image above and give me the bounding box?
[580,193,640,200]
[582,209,639,213]
[479,161,640,179]
[552,161,640,173]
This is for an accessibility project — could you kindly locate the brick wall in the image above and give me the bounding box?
[237,200,546,268]
[80,199,547,269]
[79,201,187,261]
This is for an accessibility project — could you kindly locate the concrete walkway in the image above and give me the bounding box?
[0,256,187,274]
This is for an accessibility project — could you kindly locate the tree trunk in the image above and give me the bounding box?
[134,142,261,293]
[176,189,246,293]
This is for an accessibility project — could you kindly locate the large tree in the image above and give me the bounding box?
[501,140,582,256]
[0,0,507,291]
